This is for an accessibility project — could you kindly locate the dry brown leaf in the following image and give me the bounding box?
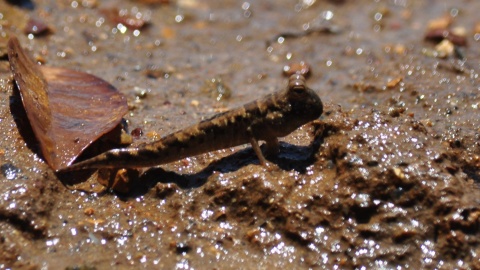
[7,36,127,171]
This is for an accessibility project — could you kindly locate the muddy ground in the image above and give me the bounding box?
[1,0,480,269]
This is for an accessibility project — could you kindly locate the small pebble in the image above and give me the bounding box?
[435,39,455,58]
[134,87,148,99]
[1,163,20,180]
[144,69,168,79]
[155,182,178,199]
[386,77,402,88]
[84,208,95,216]
[393,44,406,54]
[146,131,160,140]
[427,16,452,31]
[131,127,143,137]
[191,100,200,107]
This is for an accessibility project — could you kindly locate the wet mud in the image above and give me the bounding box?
[1,0,480,269]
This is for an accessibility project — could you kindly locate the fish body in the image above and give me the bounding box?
[61,74,323,171]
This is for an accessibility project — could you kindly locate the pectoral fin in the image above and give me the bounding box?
[249,137,267,165]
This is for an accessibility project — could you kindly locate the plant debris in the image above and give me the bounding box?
[7,36,128,171]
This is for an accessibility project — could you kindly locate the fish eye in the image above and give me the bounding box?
[288,74,306,95]
[291,86,304,94]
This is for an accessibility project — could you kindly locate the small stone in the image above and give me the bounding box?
[435,39,455,58]
[451,26,467,37]
[146,131,160,140]
[131,127,143,137]
[190,99,200,107]
[134,87,148,99]
[84,208,95,216]
[427,16,452,31]
[155,182,178,199]
[386,77,402,88]
[392,167,405,180]
[1,163,20,180]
